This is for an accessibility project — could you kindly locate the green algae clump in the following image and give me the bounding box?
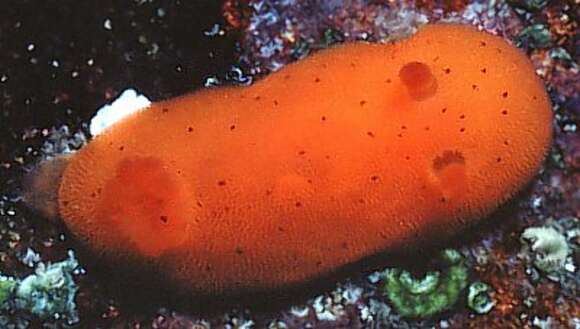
[0,277,17,305]
[382,249,468,318]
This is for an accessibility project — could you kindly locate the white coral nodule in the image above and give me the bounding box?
[520,226,569,273]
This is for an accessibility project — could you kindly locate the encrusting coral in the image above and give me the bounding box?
[0,251,80,322]
[520,226,569,273]
[467,281,495,314]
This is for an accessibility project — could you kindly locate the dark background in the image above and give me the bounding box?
[0,0,237,164]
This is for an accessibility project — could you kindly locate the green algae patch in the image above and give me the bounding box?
[381,249,468,318]
[0,277,17,305]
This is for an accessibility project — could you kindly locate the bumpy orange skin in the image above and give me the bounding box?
[58,24,552,295]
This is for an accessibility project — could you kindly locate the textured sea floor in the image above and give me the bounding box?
[0,0,578,328]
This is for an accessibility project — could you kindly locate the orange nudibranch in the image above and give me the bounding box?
[46,24,552,295]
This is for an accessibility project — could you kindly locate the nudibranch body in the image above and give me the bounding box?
[31,24,552,296]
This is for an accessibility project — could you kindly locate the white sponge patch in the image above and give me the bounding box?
[89,89,151,136]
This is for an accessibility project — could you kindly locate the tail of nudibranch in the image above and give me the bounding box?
[22,155,71,220]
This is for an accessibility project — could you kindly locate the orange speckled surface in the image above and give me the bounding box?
[58,24,552,295]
